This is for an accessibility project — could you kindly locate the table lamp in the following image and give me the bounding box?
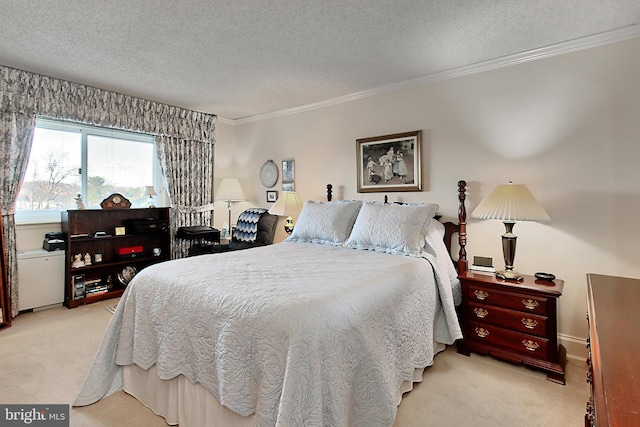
[268,191,303,234]
[471,181,550,281]
[215,178,246,237]
[146,186,157,208]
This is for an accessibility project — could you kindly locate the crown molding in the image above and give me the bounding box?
[229,24,640,126]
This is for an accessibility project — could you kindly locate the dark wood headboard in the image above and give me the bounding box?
[325,181,468,272]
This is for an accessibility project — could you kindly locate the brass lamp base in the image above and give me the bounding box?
[284,216,294,234]
[496,269,524,282]
[498,221,524,282]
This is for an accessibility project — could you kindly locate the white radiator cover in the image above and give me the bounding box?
[17,249,65,311]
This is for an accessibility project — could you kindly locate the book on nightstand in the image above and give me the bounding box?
[470,256,496,274]
[470,264,496,274]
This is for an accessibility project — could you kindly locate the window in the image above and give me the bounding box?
[16,118,165,223]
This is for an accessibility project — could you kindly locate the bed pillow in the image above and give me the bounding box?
[285,200,362,245]
[425,219,461,296]
[344,201,439,256]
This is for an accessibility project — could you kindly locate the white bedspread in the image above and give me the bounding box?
[74,242,462,426]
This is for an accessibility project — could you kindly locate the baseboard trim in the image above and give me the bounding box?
[559,333,587,362]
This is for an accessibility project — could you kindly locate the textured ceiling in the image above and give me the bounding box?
[1,1,639,120]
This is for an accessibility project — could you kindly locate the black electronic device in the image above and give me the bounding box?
[72,274,85,300]
[123,218,169,234]
[43,231,66,251]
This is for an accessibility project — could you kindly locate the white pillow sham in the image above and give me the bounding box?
[425,219,461,299]
[285,200,362,245]
[344,201,439,256]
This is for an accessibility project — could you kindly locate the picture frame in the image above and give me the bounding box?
[283,182,295,192]
[282,159,295,183]
[356,130,422,193]
[266,190,278,203]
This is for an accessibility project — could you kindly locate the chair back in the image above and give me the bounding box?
[230,208,278,250]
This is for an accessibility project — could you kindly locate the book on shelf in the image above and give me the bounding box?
[85,285,109,296]
[470,264,496,273]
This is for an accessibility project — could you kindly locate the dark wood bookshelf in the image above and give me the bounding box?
[61,207,170,308]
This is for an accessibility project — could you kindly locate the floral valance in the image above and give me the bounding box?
[0,65,216,142]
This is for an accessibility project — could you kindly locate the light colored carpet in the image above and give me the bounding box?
[0,299,589,426]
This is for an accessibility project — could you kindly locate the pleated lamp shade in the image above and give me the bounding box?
[471,182,550,223]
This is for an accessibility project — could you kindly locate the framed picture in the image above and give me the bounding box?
[356,130,422,193]
[282,159,295,183]
[266,190,278,203]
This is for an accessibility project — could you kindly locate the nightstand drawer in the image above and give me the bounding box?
[468,320,549,359]
[467,301,548,337]
[467,284,548,316]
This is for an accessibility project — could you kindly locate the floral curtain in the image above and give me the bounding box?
[156,136,215,258]
[0,112,35,318]
[1,65,216,317]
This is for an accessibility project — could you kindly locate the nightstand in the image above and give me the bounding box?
[457,270,566,384]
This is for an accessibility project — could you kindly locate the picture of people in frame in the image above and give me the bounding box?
[362,139,415,186]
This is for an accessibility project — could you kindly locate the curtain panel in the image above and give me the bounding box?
[156,136,215,259]
[0,65,217,316]
[0,112,36,317]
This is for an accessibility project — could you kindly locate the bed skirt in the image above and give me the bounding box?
[122,342,447,427]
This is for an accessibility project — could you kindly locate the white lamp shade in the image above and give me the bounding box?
[471,182,551,223]
[215,178,246,202]
[146,186,157,197]
[268,191,303,217]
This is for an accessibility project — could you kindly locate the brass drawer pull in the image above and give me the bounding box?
[522,299,539,310]
[522,339,540,352]
[475,327,489,338]
[474,289,489,300]
[521,318,538,329]
[473,307,489,318]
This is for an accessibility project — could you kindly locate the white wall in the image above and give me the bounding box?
[215,37,640,358]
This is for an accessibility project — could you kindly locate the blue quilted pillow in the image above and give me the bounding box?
[233,208,268,243]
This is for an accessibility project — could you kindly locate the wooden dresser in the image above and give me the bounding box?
[585,273,640,427]
[457,270,566,384]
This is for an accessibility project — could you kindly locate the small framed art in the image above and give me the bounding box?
[356,130,422,193]
[282,159,295,183]
[282,182,294,192]
[266,190,278,203]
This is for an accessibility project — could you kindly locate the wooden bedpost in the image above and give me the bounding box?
[457,180,468,272]
[326,184,332,201]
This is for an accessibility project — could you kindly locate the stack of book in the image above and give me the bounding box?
[84,279,108,297]
[470,264,496,274]
[470,256,496,274]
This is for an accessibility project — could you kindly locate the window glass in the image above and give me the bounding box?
[87,135,155,207]
[16,118,161,224]
[17,127,81,214]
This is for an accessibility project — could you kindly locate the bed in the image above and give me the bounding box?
[74,181,469,427]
